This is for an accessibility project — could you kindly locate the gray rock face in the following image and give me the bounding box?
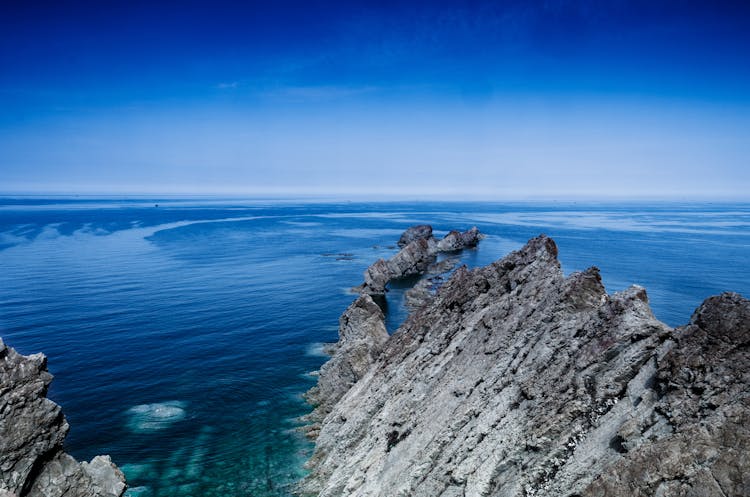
[583,292,750,497]
[436,226,483,252]
[403,257,461,311]
[398,225,433,248]
[301,235,750,497]
[356,226,482,296]
[302,294,389,439]
[357,238,438,296]
[0,339,126,497]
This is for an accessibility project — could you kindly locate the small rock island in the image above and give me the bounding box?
[301,229,750,497]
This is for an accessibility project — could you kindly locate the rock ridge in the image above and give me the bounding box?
[0,339,126,497]
[301,234,750,497]
[355,225,483,296]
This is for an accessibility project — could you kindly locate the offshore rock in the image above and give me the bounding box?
[356,239,437,296]
[301,235,750,497]
[356,226,482,296]
[436,226,483,252]
[0,339,126,497]
[398,225,433,248]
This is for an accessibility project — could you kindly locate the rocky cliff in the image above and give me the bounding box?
[301,234,750,497]
[0,339,126,497]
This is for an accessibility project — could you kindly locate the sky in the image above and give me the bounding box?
[1,0,749,199]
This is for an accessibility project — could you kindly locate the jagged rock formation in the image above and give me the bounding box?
[301,235,750,497]
[436,226,482,252]
[584,292,750,497]
[355,226,482,296]
[358,238,437,296]
[0,339,126,497]
[302,295,390,439]
[398,225,433,248]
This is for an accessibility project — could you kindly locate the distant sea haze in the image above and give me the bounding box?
[0,198,748,497]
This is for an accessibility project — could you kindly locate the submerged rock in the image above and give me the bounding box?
[301,235,750,497]
[126,401,187,433]
[0,339,126,497]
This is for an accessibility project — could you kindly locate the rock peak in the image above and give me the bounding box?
[689,291,750,343]
[397,225,433,248]
[508,233,558,262]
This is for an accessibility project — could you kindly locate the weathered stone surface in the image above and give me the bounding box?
[582,291,750,497]
[302,294,389,438]
[356,238,437,295]
[436,226,483,252]
[403,257,461,311]
[398,225,433,248]
[301,235,750,497]
[356,226,482,296]
[0,339,126,497]
[359,259,393,296]
[388,238,437,278]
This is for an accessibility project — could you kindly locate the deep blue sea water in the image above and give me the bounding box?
[1,198,749,497]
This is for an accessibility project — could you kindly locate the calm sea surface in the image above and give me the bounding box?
[1,198,749,496]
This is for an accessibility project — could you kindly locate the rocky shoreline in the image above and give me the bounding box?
[0,339,126,497]
[301,230,750,496]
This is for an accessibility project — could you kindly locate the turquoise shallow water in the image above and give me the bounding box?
[1,198,749,496]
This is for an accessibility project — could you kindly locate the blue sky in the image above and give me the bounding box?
[1,1,749,198]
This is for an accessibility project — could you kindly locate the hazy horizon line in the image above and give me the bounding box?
[1,190,749,203]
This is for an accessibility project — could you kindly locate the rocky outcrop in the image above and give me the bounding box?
[398,225,433,248]
[301,235,750,497]
[436,226,482,252]
[302,295,389,439]
[584,292,750,497]
[0,339,126,497]
[356,226,482,296]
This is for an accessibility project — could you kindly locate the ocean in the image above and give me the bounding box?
[1,198,748,497]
